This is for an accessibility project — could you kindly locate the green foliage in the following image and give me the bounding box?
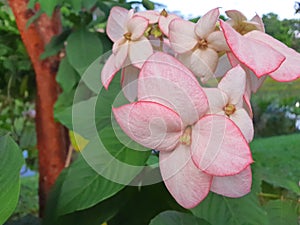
[66,28,103,75]
[191,192,269,225]
[6,176,39,224]
[252,77,300,137]
[0,135,24,224]
[0,4,35,99]
[149,211,210,225]
[263,13,293,47]
[107,182,187,225]
[39,0,58,16]
[251,133,300,195]
[43,179,135,225]
[55,155,125,215]
[264,200,299,225]
[262,13,300,52]
[142,0,155,10]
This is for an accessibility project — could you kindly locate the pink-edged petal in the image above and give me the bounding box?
[227,52,266,93]
[207,31,229,52]
[149,37,175,55]
[226,52,239,67]
[158,13,179,36]
[247,69,266,93]
[112,38,127,54]
[243,82,253,119]
[211,166,252,197]
[195,8,220,39]
[169,19,198,53]
[250,14,265,32]
[203,88,228,114]
[129,36,153,68]
[230,108,254,142]
[160,144,212,208]
[135,10,160,24]
[191,115,253,176]
[218,65,246,105]
[244,68,265,118]
[138,52,208,126]
[107,6,129,42]
[101,44,128,89]
[121,65,139,102]
[225,10,247,22]
[127,16,149,40]
[220,20,285,77]
[177,48,219,83]
[214,54,233,78]
[101,54,119,89]
[113,101,183,151]
[246,30,300,82]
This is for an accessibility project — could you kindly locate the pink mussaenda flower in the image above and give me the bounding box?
[220,20,286,79]
[136,9,179,37]
[204,65,254,142]
[101,6,153,89]
[169,8,229,82]
[245,30,300,82]
[225,9,265,34]
[113,52,253,208]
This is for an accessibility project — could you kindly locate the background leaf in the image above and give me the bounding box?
[149,211,210,225]
[40,29,72,59]
[56,56,79,92]
[191,192,269,225]
[250,134,300,195]
[55,125,150,215]
[39,0,58,16]
[43,169,135,225]
[264,200,298,225]
[55,155,124,215]
[108,183,187,225]
[0,135,24,224]
[66,28,103,75]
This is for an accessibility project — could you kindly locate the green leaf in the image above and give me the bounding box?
[108,182,187,225]
[25,10,43,28]
[0,135,24,224]
[56,155,124,215]
[39,0,58,16]
[40,29,72,60]
[68,0,82,12]
[19,125,36,149]
[27,0,37,9]
[149,211,210,225]
[56,126,150,215]
[264,200,298,225]
[44,171,135,225]
[191,192,269,225]
[250,134,300,194]
[55,73,125,137]
[56,56,79,92]
[82,0,97,10]
[55,96,98,136]
[142,0,155,10]
[66,28,103,75]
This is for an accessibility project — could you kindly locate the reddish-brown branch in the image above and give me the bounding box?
[8,0,67,217]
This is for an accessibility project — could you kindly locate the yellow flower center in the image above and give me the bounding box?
[160,9,168,17]
[233,22,258,35]
[124,32,132,40]
[193,39,208,50]
[179,126,192,146]
[224,103,236,116]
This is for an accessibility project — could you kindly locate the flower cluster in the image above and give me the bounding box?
[101,7,300,208]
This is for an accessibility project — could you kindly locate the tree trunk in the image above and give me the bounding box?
[8,0,68,217]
